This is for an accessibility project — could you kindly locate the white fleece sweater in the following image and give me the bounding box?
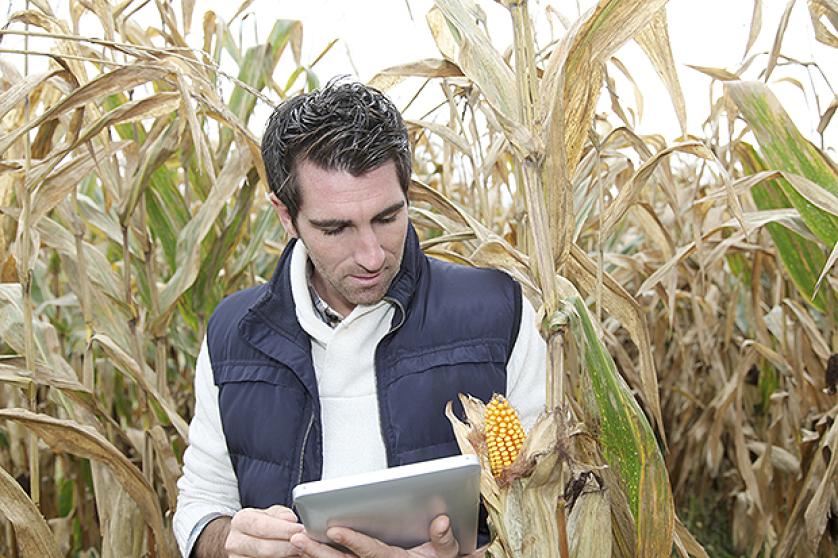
[173,241,547,556]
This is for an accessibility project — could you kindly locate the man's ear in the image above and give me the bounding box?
[267,192,297,238]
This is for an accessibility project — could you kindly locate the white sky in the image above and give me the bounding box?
[3,0,837,151]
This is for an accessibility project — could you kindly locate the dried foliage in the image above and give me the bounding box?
[0,0,836,557]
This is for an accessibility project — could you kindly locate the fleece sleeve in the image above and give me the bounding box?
[172,337,241,557]
[505,294,547,432]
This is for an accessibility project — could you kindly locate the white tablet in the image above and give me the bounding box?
[292,454,481,553]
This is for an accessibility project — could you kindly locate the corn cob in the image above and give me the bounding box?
[484,394,526,477]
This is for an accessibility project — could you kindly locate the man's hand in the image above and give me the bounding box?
[289,515,485,558]
[196,505,305,557]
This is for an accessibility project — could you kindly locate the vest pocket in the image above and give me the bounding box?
[215,362,309,495]
[379,339,508,386]
[214,361,306,389]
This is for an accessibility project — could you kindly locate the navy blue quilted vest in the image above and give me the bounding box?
[206,225,522,510]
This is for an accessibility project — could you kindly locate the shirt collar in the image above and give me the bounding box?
[306,260,344,328]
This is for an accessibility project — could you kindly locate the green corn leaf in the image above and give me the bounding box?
[727,81,838,247]
[218,20,303,161]
[229,203,281,283]
[189,168,258,322]
[736,143,831,314]
[145,167,189,271]
[550,281,674,557]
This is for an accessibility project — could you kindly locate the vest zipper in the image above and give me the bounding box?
[376,297,407,466]
[296,410,315,486]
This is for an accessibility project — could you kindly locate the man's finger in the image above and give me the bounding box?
[290,532,350,557]
[428,515,459,558]
[225,532,302,557]
[265,504,299,521]
[325,527,401,558]
[230,508,305,539]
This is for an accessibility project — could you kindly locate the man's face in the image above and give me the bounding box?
[271,159,409,317]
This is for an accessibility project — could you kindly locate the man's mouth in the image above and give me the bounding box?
[350,270,383,284]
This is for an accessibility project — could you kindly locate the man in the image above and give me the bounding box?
[173,80,546,558]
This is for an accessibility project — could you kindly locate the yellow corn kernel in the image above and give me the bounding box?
[484,394,526,477]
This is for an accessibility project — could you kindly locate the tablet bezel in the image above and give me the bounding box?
[291,454,481,553]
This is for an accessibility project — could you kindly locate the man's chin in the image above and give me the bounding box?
[345,286,390,307]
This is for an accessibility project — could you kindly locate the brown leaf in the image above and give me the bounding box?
[0,409,174,556]
[808,0,838,47]
[818,95,838,136]
[0,464,63,558]
[765,0,797,81]
[0,64,171,158]
[369,58,463,91]
[673,516,710,558]
[427,2,522,138]
[634,8,687,136]
[149,425,182,513]
[92,333,188,440]
[686,65,740,81]
[567,473,611,558]
[744,0,763,58]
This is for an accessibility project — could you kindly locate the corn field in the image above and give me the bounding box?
[0,0,836,556]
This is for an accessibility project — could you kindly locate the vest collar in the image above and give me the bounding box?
[238,222,423,394]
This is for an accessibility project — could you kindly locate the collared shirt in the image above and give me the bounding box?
[306,261,344,328]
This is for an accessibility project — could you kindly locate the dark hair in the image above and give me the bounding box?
[261,78,411,220]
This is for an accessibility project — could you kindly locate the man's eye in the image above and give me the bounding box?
[377,215,397,224]
[322,227,345,236]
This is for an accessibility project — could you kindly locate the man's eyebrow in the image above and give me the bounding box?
[308,217,351,229]
[372,201,405,221]
[308,201,405,229]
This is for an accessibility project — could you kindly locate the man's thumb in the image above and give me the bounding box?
[430,515,459,558]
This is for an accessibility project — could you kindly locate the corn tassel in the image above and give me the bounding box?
[484,394,526,476]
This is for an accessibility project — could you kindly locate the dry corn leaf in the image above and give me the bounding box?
[818,95,838,136]
[176,72,216,183]
[369,58,463,91]
[567,473,611,558]
[634,8,687,136]
[609,57,645,122]
[802,418,838,552]
[33,214,124,303]
[745,0,763,58]
[0,464,63,558]
[812,241,838,297]
[0,358,136,453]
[92,333,188,440]
[808,0,838,47]
[149,425,181,512]
[8,10,87,82]
[91,463,146,558]
[777,418,838,555]
[0,408,176,557]
[673,516,710,558]
[765,0,797,81]
[0,64,171,157]
[601,142,713,237]
[539,0,668,268]
[0,69,63,122]
[29,140,132,225]
[687,64,740,81]
[429,1,519,127]
[408,118,474,157]
[746,441,801,475]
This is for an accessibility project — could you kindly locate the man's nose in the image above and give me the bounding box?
[354,228,386,272]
